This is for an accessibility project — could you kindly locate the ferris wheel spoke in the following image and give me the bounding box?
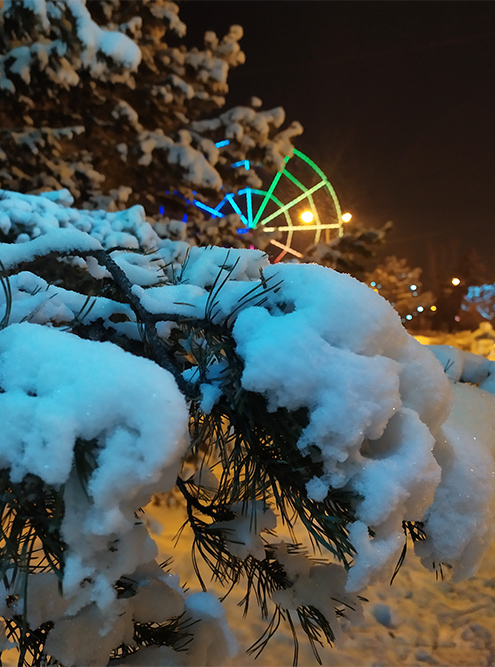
[194,200,224,218]
[264,223,337,233]
[281,167,308,192]
[270,239,303,259]
[246,188,254,228]
[280,167,322,237]
[252,156,290,227]
[225,193,249,226]
[189,149,344,262]
[259,180,327,226]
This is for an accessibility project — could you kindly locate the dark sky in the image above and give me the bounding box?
[178,1,495,287]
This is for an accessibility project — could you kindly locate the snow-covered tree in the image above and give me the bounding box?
[1,189,495,666]
[462,283,495,324]
[365,255,436,326]
[0,0,302,226]
[303,220,392,280]
[1,0,394,275]
[434,249,495,331]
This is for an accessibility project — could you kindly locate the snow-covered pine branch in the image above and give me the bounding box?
[1,189,495,665]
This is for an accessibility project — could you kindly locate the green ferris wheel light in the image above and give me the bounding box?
[192,148,344,261]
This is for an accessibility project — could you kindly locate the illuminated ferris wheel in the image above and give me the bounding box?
[193,147,346,263]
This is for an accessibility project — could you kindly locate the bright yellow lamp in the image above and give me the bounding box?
[301,211,313,223]
[342,212,352,223]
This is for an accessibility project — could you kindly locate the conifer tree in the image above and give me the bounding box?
[0,0,302,226]
[0,0,394,269]
[365,255,436,326]
[303,220,392,280]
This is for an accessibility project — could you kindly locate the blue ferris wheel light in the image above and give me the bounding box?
[159,148,343,261]
[193,200,224,218]
[232,160,250,170]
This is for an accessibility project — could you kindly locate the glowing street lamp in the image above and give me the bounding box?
[342,212,352,223]
[301,210,314,223]
[452,277,461,286]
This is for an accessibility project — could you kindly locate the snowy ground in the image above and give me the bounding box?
[145,502,495,667]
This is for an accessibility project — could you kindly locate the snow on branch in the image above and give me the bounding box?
[1,190,495,665]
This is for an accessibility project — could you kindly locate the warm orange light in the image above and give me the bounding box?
[301,210,314,223]
[430,305,437,312]
[452,277,461,286]
[342,212,352,223]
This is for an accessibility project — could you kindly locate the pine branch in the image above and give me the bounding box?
[0,470,66,666]
[108,612,197,663]
[0,243,197,399]
[83,248,196,398]
[0,260,12,330]
[390,520,427,584]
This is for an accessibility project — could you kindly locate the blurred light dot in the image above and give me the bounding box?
[406,314,413,320]
[430,305,437,312]
[342,212,352,223]
[417,306,424,312]
[452,277,461,286]
[301,211,313,223]
[410,284,417,291]
[370,281,376,287]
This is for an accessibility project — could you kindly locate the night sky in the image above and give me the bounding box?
[178,1,495,288]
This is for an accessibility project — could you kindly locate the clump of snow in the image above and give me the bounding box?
[0,189,161,251]
[64,0,142,71]
[0,270,138,339]
[182,592,238,666]
[1,0,141,94]
[137,129,223,190]
[0,322,189,652]
[272,542,363,647]
[191,106,303,172]
[0,321,187,506]
[177,244,269,288]
[0,227,102,270]
[214,502,276,560]
[415,382,495,581]
[231,262,451,591]
[372,603,396,629]
[429,344,495,394]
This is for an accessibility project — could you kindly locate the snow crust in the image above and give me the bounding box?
[214,502,277,560]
